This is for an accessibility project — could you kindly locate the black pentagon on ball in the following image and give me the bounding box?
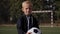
[34,29,38,33]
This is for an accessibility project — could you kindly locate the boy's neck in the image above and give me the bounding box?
[24,14,32,17]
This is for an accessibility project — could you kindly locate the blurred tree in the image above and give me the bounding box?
[9,0,25,23]
[30,0,41,11]
[0,0,10,24]
[41,0,56,10]
[0,0,60,24]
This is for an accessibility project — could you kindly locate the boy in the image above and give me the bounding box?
[17,1,39,34]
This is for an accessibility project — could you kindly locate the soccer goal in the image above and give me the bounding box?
[32,10,54,27]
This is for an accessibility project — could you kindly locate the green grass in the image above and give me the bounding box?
[0,26,17,34]
[0,26,60,34]
[40,27,60,34]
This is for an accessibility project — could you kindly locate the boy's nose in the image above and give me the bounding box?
[27,9,30,11]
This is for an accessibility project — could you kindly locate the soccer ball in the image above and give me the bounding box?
[27,27,42,34]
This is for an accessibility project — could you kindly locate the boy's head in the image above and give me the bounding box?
[22,1,33,16]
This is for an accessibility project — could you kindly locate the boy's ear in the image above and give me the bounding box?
[22,8,24,13]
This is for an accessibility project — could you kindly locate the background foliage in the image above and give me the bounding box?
[0,0,60,24]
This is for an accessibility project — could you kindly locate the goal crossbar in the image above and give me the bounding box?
[32,10,52,13]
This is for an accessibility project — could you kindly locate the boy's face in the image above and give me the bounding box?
[22,4,32,16]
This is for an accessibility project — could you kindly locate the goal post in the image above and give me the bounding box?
[32,10,54,27]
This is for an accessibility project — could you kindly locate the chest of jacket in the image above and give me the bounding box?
[21,16,36,32]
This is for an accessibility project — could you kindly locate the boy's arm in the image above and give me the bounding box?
[34,17,39,29]
[17,18,25,34]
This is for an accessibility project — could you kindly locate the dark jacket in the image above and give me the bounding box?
[17,14,39,34]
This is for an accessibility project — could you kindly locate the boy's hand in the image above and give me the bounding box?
[26,32,32,34]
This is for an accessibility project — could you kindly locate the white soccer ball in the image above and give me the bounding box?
[27,27,42,34]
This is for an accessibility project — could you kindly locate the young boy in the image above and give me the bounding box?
[17,1,39,34]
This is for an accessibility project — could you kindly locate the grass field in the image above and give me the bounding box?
[0,25,60,34]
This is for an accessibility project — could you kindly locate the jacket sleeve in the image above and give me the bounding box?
[34,17,39,29]
[17,18,25,34]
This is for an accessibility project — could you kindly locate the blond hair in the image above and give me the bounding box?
[22,1,33,8]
